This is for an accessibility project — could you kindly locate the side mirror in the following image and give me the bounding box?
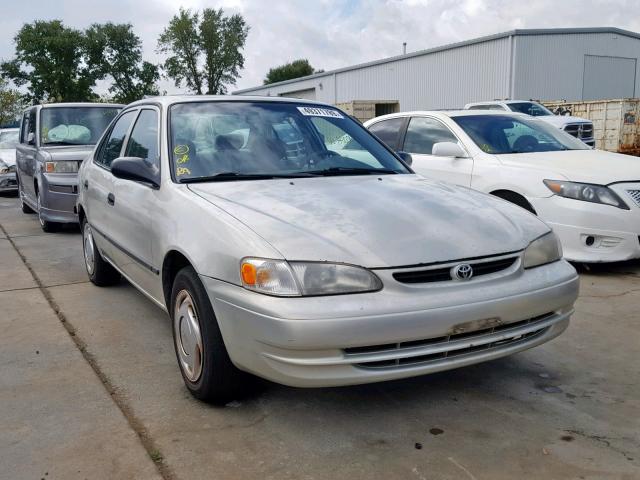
[396,151,413,166]
[432,142,465,158]
[27,132,35,145]
[111,157,159,188]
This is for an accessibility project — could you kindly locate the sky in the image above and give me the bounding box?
[1,0,639,95]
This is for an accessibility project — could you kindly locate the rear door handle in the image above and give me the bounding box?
[107,193,115,206]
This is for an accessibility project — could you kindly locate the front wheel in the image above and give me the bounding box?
[171,266,251,404]
[82,217,121,286]
[37,191,59,232]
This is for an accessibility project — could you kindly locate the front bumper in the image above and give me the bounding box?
[39,173,79,224]
[531,191,640,263]
[0,172,18,192]
[202,259,579,387]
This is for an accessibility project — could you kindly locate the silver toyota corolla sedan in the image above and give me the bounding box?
[77,96,579,404]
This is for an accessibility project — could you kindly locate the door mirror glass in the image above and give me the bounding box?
[27,132,35,145]
[111,157,159,188]
[432,142,465,158]
[396,151,413,166]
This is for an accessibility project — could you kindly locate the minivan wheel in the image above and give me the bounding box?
[37,191,59,232]
[81,218,121,286]
[171,266,251,404]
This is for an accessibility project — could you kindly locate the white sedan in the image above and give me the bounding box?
[365,111,640,263]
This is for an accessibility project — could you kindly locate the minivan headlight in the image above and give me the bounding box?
[45,161,79,173]
[523,232,562,269]
[240,258,382,296]
[544,179,629,210]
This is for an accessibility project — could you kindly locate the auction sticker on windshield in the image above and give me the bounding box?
[297,106,344,118]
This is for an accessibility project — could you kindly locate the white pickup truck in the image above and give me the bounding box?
[464,100,594,147]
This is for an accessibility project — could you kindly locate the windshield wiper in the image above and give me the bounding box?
[306,167,399,176]
[179,172,314,183]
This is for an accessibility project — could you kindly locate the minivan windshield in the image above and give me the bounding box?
[452,114,590,154]
[507,102,553,117]
[40,107,121,146]
[0,130,19,149]
[169,101,410,182]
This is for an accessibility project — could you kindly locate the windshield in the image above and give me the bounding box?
[0,130,19,149]
[453,114,590,154]
[507,102,553,117]
[40,107,121,146]
[169,101,410,182]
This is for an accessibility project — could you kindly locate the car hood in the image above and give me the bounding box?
[188,175,549,268]
[539,115,591,128]
[42,145,95,161]
[0,149,16,166]
[497,149,640,184]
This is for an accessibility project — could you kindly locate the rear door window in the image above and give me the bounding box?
[368,117,405,150]
[403,117,459,155]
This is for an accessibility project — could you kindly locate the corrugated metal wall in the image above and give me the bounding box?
[240,37,512,110]
[238,31,640,110]
[513,32,640,101]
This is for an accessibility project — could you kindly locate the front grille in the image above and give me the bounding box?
[627,189,640,207]
[564,123,593,139]
[344,312,555,369]
[393,256,517,284]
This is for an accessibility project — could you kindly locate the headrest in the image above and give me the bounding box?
[215,133,244,151]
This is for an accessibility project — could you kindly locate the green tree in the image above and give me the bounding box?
[0,20,99,103]
[264,59,315,85]
[158,7,249,94]
[0,78,25,127]
[85,23,160,104]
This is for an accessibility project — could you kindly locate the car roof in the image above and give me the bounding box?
[125,94,330,109]
[0,128,19,132]
[366,110,530,123]
[467,100,540,105]
[27,102,125,111]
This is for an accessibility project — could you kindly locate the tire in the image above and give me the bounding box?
[37,191,60,232]
[171,266,251,404]
[81,217,121,286]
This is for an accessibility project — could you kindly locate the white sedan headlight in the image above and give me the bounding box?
[240,258,382,296]
[523,232,563,269]
[544,179,629,210]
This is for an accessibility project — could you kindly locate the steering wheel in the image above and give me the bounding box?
[513,135,539,153]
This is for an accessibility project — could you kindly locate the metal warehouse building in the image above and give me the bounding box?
[234,27,640,117]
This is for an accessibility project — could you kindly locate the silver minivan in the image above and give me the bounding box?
[16,103,122,231]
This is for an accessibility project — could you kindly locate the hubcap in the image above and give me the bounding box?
[174,290,204,383]
[83,222,95,275]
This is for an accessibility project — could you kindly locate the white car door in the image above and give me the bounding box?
[109,107,161,299]
[85,109,138,261]
[401,116,473,187]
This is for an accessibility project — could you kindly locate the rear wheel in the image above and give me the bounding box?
[82,217,120,286]
[171,266,251,404]
[37,191,59,232]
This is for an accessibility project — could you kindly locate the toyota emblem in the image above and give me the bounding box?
[452,263,473,281]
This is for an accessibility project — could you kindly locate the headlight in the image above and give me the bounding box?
[523,232,562,269]
[544,179,629,210]
[45,161,79,173]
[240,258,382,296]
[0,162,8,174]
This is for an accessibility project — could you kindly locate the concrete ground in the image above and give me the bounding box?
[0,193,638,480]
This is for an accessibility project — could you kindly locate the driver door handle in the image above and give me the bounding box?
[83,180,89,190]
[107,193,115,206]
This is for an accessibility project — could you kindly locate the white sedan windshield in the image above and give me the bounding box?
[453,114,590,154]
